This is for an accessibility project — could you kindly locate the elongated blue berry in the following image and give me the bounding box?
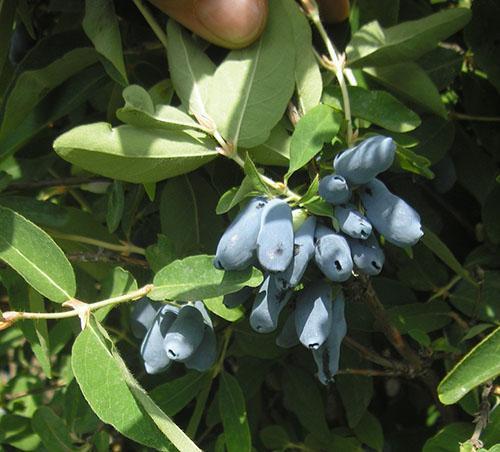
[314,226,353,282]
[257,199,294,272]
[318,174,351,205]
[360,179,423,247]
[276,216,316,289]
[313,290,347,384]
[335,204,372,239]
[164,304,205,361]
[334,135,396,184]
[223,286,253,308]
[276,312,299,348]
[140,305,179,374]
[131,297,158,339]
[184,326,217,372]
[349,235,385,275]
[214,197,267,270]
[295,281,332,349]
[250,273,292,333]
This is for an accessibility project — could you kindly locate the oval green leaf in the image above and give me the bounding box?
[206,0,295,148]
[53,122,218,183]
[150,255,263,301]
[438,326,500,405]
[218,371,251,452]
[0,206,75,303]
[72,317,201,451]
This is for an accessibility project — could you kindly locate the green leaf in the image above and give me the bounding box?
[160,174,225,255]
[72,316,201,451]
[3,272,52,377]
[106,180,124,233]
[245,123,291,167]
[206,0,295,148]
[0,45,98,141]
[364,62,446,117]
[421,226,473,283]
[0,206,75,302]
[438,326,500,405]
[283,366,330,441]
[64,379,99,435]
[204,296,245,322]
[150,255,263,301]
[410,116,455,164]
[464,0,500,94]
[83,0,128,86]
[53,122,218,183]
[387,301,451,333]
[216,178,258,215]
[0,0,16,73]
[243,153,272,195]
[151,371,211,416]
[0,64,107,158]
[418,47,463,91]
[280,0,322,114]
[323,85,421,132]
[218,371,252,452]
[94,267,137,322]
[347,9,471,67]
[482,186,500,244]
[0,414,41,451]
[450,271,500,323]
[286,104,341,179]
[146,234,177,273]
[31,407,75,452]
[336,350,374,428]
[352,411,384,452]
[166,20,215,120]
[259,425,290,450]
[395,144,434,179]
[116,85,205,131]
[422,422,473,452]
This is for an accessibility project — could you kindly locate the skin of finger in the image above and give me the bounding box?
[148,0,268,49]
[318,0,350,23]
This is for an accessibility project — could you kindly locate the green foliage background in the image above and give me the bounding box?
[0,0,499,451]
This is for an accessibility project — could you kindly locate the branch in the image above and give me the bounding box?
[300,0,353,145]
[450,112,500,123]
[67,251,149,268]
[337,368,407,377]
[8,177,109,191]
[358,275,422,371]
[0,284,154,329]
[343,336,408,371]
[470,381,494,450]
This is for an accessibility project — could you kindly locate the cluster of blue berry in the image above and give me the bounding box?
[131,299,217,374]
[215,135,424,384]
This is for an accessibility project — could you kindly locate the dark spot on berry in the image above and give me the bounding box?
[334,260,342,271]
[371,260,381,270]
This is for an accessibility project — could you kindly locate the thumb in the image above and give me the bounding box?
[149,0,268,49]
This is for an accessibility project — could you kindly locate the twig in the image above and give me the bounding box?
[300,0,353,145]
[1,285,153,325]
[48,230,146,256]
[67,251,149,268]
[337,368,406,377]
[358,275,422,371]
[8,177,109,191]
[470,381,494,450]
[343,336,407,371]
[3,380,67,401]
[132,0,169,50]
[450,112,500,123]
